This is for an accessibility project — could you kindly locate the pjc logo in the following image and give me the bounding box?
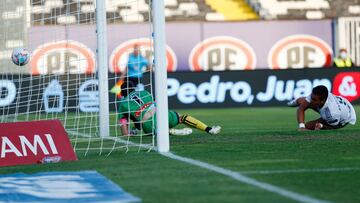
[30,40,95,75]
[268,35,332,69]
[333,72,360,102]
[109,38,177,73]
[189,36,256,71]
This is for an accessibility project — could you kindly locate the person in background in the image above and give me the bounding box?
[333,48,354,68]
[122,44,150,96]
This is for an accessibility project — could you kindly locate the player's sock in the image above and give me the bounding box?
[181,115,212,133]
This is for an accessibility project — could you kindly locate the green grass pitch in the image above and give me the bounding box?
[1,106,360,203]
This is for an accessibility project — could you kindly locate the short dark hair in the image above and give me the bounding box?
[312,85,328,101]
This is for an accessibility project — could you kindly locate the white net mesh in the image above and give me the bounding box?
[0,0,156,156]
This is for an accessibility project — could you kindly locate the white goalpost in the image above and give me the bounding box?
[96,0,110,138]
[0,0,170,155]
[152,0,170,153]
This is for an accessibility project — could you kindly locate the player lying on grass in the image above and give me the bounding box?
[287,85,356,131]
[117,89,221,136]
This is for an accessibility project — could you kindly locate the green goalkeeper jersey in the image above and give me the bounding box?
[117,90,155,122]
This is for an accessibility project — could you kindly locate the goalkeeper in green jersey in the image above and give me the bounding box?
[116,89,221,136]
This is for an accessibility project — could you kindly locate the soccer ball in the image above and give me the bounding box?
[11,48,30,66]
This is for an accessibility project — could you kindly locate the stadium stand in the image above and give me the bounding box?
[30,0,360,24]
[247,0,360,20]
[30,0,259,24]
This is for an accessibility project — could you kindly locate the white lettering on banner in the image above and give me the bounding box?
[256,76,331,102]
[0,80,16,107]
[339,76,357,97]
[0,175,97,198]
[198,76,219,103]
[178,83,197,104]
[293,79,312,99]
[45,134,59,154]
[167,78,180,96]
[168,75,254,104]
[1,134,58,158]
[43,80,64,113]
[1,137,23,158]
[20,135,49,156]
[79,80,99,112]
[230,82,252,103]
[217,82,233,102]
[168,75,332,104]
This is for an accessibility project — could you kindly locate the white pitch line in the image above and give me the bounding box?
[161,152,331,203]
[240,167,360,175]
[70,131,330,203]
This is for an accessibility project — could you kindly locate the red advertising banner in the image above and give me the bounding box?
[332,72,360,102]
[0,120,77,167]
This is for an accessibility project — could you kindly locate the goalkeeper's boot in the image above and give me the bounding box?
[170,128,193,136]
[209,126,221,135]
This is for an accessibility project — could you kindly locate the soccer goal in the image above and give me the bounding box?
[0,0,169,155]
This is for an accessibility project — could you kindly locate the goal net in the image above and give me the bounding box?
[0,0,169,155]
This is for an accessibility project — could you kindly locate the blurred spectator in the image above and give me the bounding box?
[121,44,150,96]
[333,48,353,68]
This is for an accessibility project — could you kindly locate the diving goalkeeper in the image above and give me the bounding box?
[117,89,221,136]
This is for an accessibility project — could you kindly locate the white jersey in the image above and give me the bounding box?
[306,93,356,126]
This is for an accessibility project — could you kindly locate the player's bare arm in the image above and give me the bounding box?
[296,97,310,131]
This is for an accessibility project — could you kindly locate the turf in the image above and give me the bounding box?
[1,106,360,203]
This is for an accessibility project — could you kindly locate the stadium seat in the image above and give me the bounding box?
[306,11,324,19]
[165,0,178,7]
[178,2,200,16]
[205,12,225,21]
[31,6,51,14]
[127,0,149,12]
[247,0,360,19]
[2,7,24,20]
[57,16,76,24]
[164,8,183,17]
[119,9,144,23]
[348,5,360,14]
[45,0,63,9]
[81,4,95,13]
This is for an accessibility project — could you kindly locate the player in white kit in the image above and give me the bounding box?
[288,85,356,130]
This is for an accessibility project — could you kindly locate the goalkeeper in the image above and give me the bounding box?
[117,89,221,136]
